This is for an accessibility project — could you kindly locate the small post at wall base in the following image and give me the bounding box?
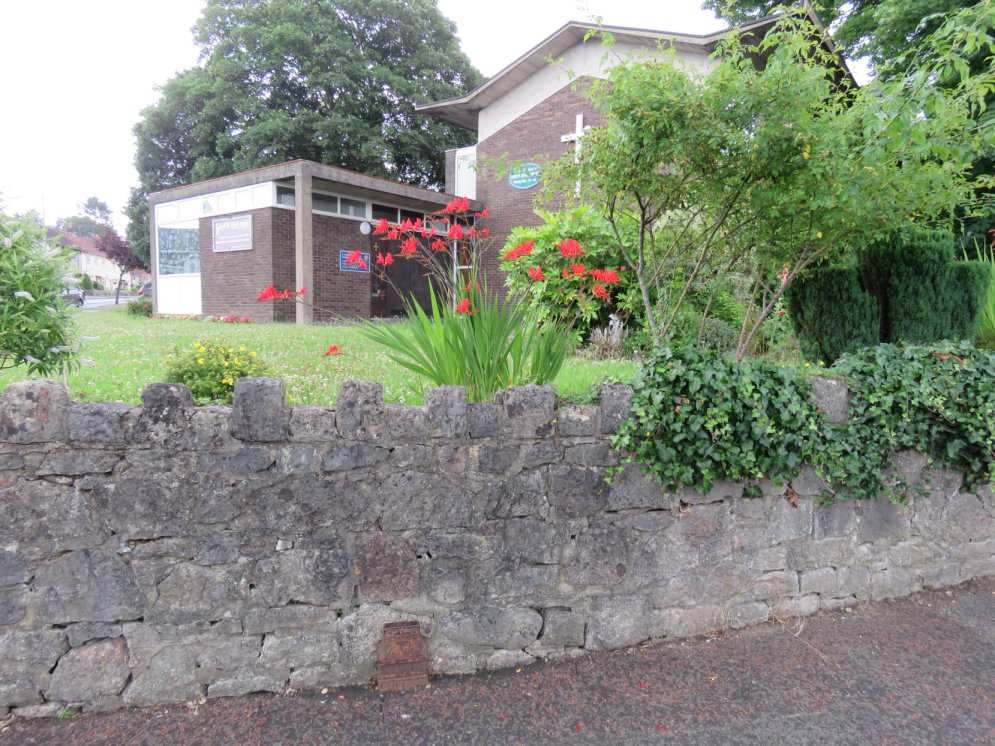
[376,621,429,692]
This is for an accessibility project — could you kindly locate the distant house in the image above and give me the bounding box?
[47,230,149,289]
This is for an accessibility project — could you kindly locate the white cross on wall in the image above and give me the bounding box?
[561,113,591,195]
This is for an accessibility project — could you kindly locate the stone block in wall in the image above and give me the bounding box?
[468,403,499,438]
[919,561,961,589]
[439,605,542,650]
[188,407,235,450]
[495,385,555,438]
[0,479,108,557]
[836,567,871,600]
[379,471,477,531]
[253,544,351,608]
[386,405,430,440]
[67,402,136,446]
[483,565,561,606]
[548,465,610,518]
[289,406,338,441]
[500,518,569,566]
[729,602,771,629]
[145,563,254,625]
[429,569,468,606]
[772,595,820,619]
[34,549,144,624]
[787,538,848,571]
[355,533,420,604]
[941,493,991,543]
[36,449,121,477]
[680,480,745,505]
[486,649,536,670]
[584,596,650,651]
[870,566,920,601]
[0,380,68,444]
[766,496,814,544]
[540,609,586,647]
[0,585,27,626]
[46,638,130,702]
[231,378,288,442]
[336,380,386,442]
[478,443,519,474]
[607,463,671,511]
[425,386,469,437]
[0,630,69,703]
[242,606,338,635]
[564,443,619,468]
[207,676,285,699]
[89,478,182,542]
[814,501,859,539]
[122,646,203,707]
[809,377,850,424]
[321,443,389,472]
[489,469,549,519]
[66,623,123,648]
[790,466,826,497]
[140,382,194,423]
[557,404,601,437]
[562,527,636,587]
[338,605,421,682]
[800,567,838,595]
[600,384,633,434]
[651,605,725,638]
[259,630,339,670]
[892,450,928,490]
[858,499,911,545]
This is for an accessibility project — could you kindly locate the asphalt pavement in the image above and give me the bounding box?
[2,577,992,746]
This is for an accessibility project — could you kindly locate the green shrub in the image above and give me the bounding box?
[80,273,94,291]
[613,347,822,491]
[359,278,570,403]
[613,343,995,501]
[963,240,995,348]
[785,265,877,364]
[860,229,989,344]
[166,339,268,404]
[127,296,153,317]
[0,215,77,375]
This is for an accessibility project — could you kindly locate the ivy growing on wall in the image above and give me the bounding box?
[613,344,995,501]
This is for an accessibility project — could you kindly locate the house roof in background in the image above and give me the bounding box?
[47,230,108,259]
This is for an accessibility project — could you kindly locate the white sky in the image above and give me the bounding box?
[0,1,731,232]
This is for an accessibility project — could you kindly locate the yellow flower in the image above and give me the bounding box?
[239,346,247,352]
[802,144,811,160]
[197,358,204,365]
[250,351,257,357]
[816,231,823,239]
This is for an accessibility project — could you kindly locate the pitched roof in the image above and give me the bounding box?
[47,230,110,259]
[417,5,852,132]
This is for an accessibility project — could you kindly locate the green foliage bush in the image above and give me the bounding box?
[359,279,570,403]
[80,273,94,291]
[785,265,877,364]
[0,215,77,375]
[966,240,995,348]
[860,229,989,344]
[614,347,822,491]
[166,339,268,404]
[614,343,995,501]
[127,296,153,317]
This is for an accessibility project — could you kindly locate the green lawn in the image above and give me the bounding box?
[0,305,637,406]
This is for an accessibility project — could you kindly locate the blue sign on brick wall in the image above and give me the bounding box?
[339,251,370,273]
[509,162,541,190]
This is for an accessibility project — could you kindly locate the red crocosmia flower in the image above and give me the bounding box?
[589,268,620,284]
[257,285,280,301]
[528,266,545,282]
[481,227,491,236]
[455,298,471,314]
[359,259,368,269]
[570,263,586,277]
[469,227,478,238]
[346,250,363,264]
[465,281,481,292]
[387,229,401,240]
[474,207,491,219]
[431,239,447,252]
[374,218,391,234]
[297,287,307,296]
[281,288,292,299]
[324,344,341,356]
[400,218,415,232]
[557,238,584,258]
[376,252,394,266]
[400,238,417,256]
[593,283,610,300]
[562,268,569,279]
[443,196,469,213]
[447,224,465,240]
[503,239,534,261]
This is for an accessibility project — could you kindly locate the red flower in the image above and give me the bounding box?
[474,207,491,218]
[400,218,415,232]
[593,283,610,299]
[374,218,391,234]
[562,268,569,279]
[503,239,534,261]
[297,286,307,296]
[324,344,341,356]
[257,285,280,301]
[468,227,478,238]
[557,238,584,258]
[346,250,363,264]
[528,266,545,282]
[465,280,481,292]
[447,224,465,240]
[443,196,470,214]
[376,252,394,266]
[569,263,586,277]
[455,298,471,314]
[480,227,491,236]
[387,229,401,240]
[400,238,417,257]
[431,239,448,252]
[589,268,620,284]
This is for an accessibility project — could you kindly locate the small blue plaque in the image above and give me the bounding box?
[339,250,370,273]
[509,162,541,190]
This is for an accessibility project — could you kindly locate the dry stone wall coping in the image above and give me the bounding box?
[0,376,991,715]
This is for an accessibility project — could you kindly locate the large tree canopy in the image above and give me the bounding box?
[705,1,976,72]
[128,0,482,264]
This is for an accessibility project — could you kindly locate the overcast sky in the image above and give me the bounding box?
[0,1,729,232]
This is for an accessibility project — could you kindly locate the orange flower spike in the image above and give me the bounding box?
[324,344,341,356]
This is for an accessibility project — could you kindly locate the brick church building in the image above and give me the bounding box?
[149,8,839,321]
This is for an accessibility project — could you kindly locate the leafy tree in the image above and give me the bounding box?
[95,228,147,305]
[544,9,994,360]
[56,196,113,239]
[0,214,77,375]
[129,0,482,255]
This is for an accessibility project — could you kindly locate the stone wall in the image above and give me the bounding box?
[0,378,991,716]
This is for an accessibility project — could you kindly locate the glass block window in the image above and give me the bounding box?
[157,223,200,275]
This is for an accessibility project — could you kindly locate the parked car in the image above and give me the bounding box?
[60,286,85,307]
[137,281,152,296]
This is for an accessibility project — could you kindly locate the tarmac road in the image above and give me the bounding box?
[1,577,992,745]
